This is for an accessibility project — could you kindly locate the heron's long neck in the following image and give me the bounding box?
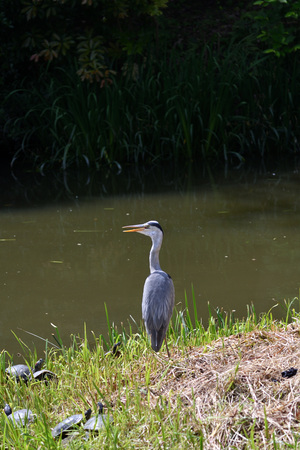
[149,236,162,273]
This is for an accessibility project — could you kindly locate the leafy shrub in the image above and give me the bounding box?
[253,0,300,56]
[0,0,168,84]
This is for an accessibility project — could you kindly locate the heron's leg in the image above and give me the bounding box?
[165,338,170,358]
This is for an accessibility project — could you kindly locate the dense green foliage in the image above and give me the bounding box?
[1,1,300,170]
[254,0,300,56]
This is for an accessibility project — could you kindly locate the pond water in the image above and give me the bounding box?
[1,164,300,357]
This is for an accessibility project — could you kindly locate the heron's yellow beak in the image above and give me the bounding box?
[122,224,146,233]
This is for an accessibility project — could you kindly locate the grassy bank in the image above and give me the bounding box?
[1,297,300,448]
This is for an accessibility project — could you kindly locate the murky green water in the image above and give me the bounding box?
[1,167,300,356]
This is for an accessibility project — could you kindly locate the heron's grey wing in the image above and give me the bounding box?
[142,271,175,351]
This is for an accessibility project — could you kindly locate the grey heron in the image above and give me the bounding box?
[123,220,175,357]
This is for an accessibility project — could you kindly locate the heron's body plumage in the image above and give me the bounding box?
[142,270,175,351]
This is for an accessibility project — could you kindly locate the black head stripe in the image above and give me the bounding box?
[148,221,164,234]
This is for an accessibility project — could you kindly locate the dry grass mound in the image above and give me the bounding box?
[147,321,300,448]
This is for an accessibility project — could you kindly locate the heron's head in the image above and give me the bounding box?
[122,220,164,239]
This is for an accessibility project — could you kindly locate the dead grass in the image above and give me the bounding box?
[136,321,300,448]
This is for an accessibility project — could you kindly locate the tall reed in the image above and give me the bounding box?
[4,38,300,171]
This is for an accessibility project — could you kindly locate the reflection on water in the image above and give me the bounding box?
[1,165,300,355]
